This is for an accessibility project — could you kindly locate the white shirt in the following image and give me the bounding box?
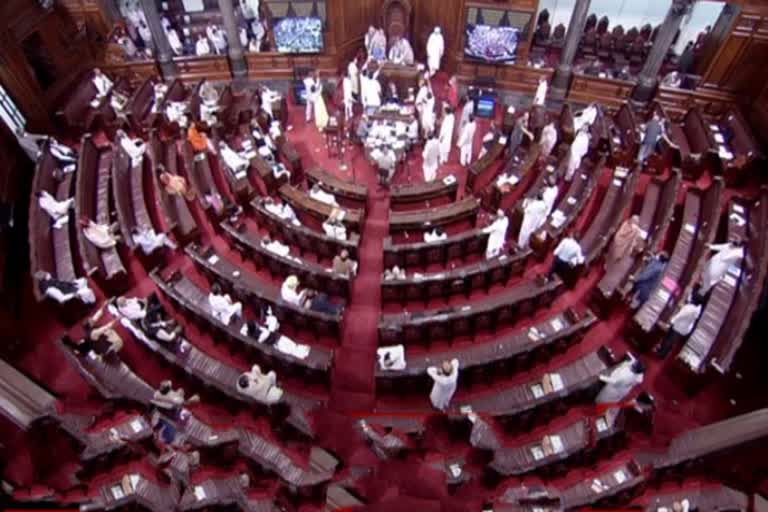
[554,237,584,266]
[93,73,113,98]
[310,188,338,206]
[427,359,460,411]
[670,303,702,336]
[424,229,447,243]
[280,282,302,306]
[117,298,146,321]
[196,38,211,56]
[263,239,290,257]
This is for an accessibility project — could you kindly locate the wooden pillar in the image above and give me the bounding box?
[139,0,178,79]
[217,0,248,79]
[551,0,591,95]
[632,0,695,103]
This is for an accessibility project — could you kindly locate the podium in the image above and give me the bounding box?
[376,62,421,97]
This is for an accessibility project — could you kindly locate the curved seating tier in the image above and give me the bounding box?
[181,140,233,218]
[306,167,368,204]
[279,184,364,232]
[383,227,488,269]
[390,176,458,205]
[112,148,159,250]
[0,358,57,429]
[388,196,480,233]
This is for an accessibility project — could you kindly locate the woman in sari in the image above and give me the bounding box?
[312,72,330,131]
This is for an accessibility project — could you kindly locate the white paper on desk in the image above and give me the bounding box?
[596,416,608,432]
[550,317,565,332]
[549,373,564,391]
[194,486,207,500]
[528,327,540,341]
[129,474,139,491]
[714,133,725,144]
[377,345,406,370]
[613,469,628,484]
[531,383,544,398]
[531,445,545,460]
[549,434,563,453]
[443,175,457,185]
[130,419,143,433]
[413,273,424,280]
[275,335,310,359]
[684,223,696,235]
[337,210,347,221]
[733,204,745,215]
[723,274,738,288]
[591,480,604,493]
[207,254,220,265]
[449,464,462,478]
[719,147,734,160]
[499,136,508,145]
[245,150,257,159]
[727,265,742,278]
[709,124,720,132]
[613,137,621,145]
[111,485,125,499]
[460,405,473,414]
[546,165,555,172]
[612,179,623,187]
[657,289,671,303]
[567,197,577,206]
[615,167,628,179]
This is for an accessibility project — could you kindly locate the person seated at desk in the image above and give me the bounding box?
[263,198,300,225]
[195,34,211,56]
[218,141,250,178]
[159,169,196,201]
[371,146,397,185]
[131,226,177,254]
[187,123,214,154]
[81,218,121,250]
[699,240,744,296]
[424,228,447,243]
[281,275,305,307]
[37,190,73,229]
[384,81,400,105]
[595,353,645,404]
[208,283,243,326]
[323,217,348,241]
[165,100,188,127]
[79,303,125,359]
[427,359,460,411]
[152,380,199,413]
[150,82,169,114]
[116,129,147,166]
[301,289,344,316]
[383,266,406,280]
[548,231,585,279]
[259,86,281,120]
[206,24,228,55]
[35,271,95,305]
[243,307,281,346]
[198,81,220,125]
[237,364,283,405]
[629,252,669,309]
[388,36,415,65]
[261,235,290,257]
[332,249,357,276]
[539,122,558,159]
[309,183,339,207]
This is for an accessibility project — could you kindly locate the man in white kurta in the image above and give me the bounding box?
[207,25,228,55]
[118,130,146,166]
[533,78,548,107]
[483,210,509,259]
[573,103,598,133]
[166,27,184,56]
[457,115,477,166]
[422,136,440,182]
[208,289,243,326]
[438,108,455,164]
[196,35,211,56]
[518,196,548,249]
[700,241,745,295]
[566,129,590,181]
[303,73,319,122]
[426,27,445,77]
[595,355,644,404]
[219,141,249,177]
[415,83,429,120]
[420,93,436,138]
[542,178,559,218]
[132,227,176,254]
[539,122,558,158]
[342,76,354,120]
[347,59,360,99]
[427,359,460,411]
[38,190,73,229]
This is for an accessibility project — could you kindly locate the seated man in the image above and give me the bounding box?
[91,68,114,105]
[82,303,125,359]
[35,271,96,304]
[218,141,250,178]
[263,198,300,225]
[150,82,169,114]
[301,289,344,316]
[280,275,305,306]
[309,183,338,206]
[236,364,283,405]
[629,252,669,309]
[37,190,73,229]
[116,129,147,166]
[131,226,177,254]
[165,100,188,127]
[261,235,290,257]
[383,266,406,280]
[323,216,348,241]
[151,380,199,413]
[332,249,357,276]
[207,283,243,326]
[81,218,121,250]
[243,307,281,346]
[159,169,196,201]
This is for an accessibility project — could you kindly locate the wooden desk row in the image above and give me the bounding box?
[0,358,57,430]
[383,227,489,269]
[186,244,344,338]
[376,307,596,386]
[381,248,530,304]
[466,134,507,193]
[279,184,364,232]
[378,276,563,345]
[112,147,164,251]
[178,475,279,511]
[222,221,352,299]
[389,196,480,234]
[306,167,368,204]
[252,198,360,260]
[390,175,458,205]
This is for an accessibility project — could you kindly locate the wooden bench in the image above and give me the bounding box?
[112,146,160,250]
[306,167,368,204]
[633,179,723,338]
[236,124,288,194]
[559,103,575,144]
[210,128,256,203]
[454,347,615,420]
[279,184,364,232]
[252,197,360,261]
[378,276,563,345]
[466,134,507,193]
[179,475,278,511]
[376,307,596,389]
[665,106,718,180]
[151,269,333,378]
[381,248,530,303]
[0,358,57,429]
[606,102,639,167]
[59,71,101,129]
[709,108,764,185]
[596,171,680,307]
[221,221,351,298]
[73,414,152,462]
[180,139,233,219]
[640,483,748,512]
[390,175,458,205]
[75,135,126,281]
[485,145,541,212]
[147,131,199,242]
[559,459,645,510]
[383,227,488,269]
[389,196,480,233]
[127,77,156,131]
[186,244,344,338]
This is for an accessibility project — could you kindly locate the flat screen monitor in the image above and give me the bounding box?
[464,25,519,63]
[274,16,324,54]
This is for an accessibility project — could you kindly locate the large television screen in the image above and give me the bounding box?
[274,16,324,54]
[464,25,519,63]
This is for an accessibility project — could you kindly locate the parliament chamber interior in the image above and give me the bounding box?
[2,0,768,510]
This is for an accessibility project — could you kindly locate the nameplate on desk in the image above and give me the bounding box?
[528,327,541,341]
[714,133,725,144]
[613,469,628,484]
[130,419,143,432]
[733,204,745,215]
[531,383,544,398]
[683,223,696,235]
[550,317,565,332]
[549,434,563,453]
[111,485,125,499]
[549,373,563,391]
[531,445,545,460]
[207,255,220,265]
[723,274,738,288]
[194,486,207,500]
[595,416,608,432]
[567,197,577,205]
[443,175,457,185]
[709,124,720,132]
[498,137,508,145]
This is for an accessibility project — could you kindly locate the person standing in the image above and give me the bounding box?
[303,71,320,123]
[457,114,477,166]
[426,27,445,77]
[422,135,440,182]
[629,252,669,309]
[699,241,744,295]
[518,194,547,249]
[607,215,644,265]
[533,78,549,106]
[637,112,671,164]
[427,359,460,411]
[347,57,360,100]
[483,210,509,259]
[566,128,590,181]
[548,231,584,278]
[655,298,703,358]
[539,122,558,159]
[342,75,354,120]
[595,354,645,404]
[438,106,455,164]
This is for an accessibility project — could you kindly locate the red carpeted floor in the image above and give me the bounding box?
[3,71,768,510]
